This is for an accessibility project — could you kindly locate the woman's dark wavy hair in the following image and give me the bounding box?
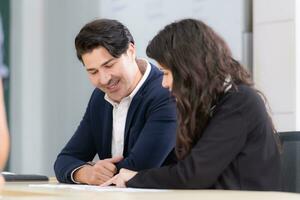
[75,19,134,62]
[147,18,276,159]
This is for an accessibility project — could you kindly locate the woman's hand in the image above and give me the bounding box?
[100,168,137,187]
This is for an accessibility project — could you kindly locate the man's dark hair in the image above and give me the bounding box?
[75,19,134,62]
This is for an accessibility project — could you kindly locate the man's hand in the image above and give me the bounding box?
[100,168,138,187]
[73,156,123,185]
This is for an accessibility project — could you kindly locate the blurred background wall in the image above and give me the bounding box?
[1,0,298,176]
[253,0,297,132]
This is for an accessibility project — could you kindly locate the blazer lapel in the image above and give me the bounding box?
[124,94,143,142]
[124,64,159,155]
[101,103,113,158]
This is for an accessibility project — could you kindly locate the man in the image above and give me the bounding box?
[54,19,177,185]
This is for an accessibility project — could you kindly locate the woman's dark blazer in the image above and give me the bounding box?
[127,85,281,191]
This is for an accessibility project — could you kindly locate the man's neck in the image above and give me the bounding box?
[136,58,147,75]
[130,59,146,92]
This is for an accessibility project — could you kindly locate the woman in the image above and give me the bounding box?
[0,15,9,183]
[0,78,9,184]
[101,19,281,190]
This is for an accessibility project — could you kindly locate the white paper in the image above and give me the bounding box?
[1,171,16,175]
[29,184,169,193]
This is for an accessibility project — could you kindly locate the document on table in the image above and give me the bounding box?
[29,184,169,193]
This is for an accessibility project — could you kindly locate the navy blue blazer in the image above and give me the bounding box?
[54,64,177,183]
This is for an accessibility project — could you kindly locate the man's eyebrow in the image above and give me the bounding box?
[85,58,116,72]
[86,68,96,72]
[100,58,115,66]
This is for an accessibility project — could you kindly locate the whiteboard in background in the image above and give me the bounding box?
[100,0,246,63]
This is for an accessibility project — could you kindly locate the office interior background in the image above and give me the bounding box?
[0,0,298,176]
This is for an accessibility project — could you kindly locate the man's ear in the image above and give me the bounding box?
[126,43,136,61]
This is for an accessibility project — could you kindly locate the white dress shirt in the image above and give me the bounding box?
[105,59,151,157]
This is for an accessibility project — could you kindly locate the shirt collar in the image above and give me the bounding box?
[224,75,232,93]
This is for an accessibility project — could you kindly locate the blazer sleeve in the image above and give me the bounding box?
[126,93,248,189]
[116,89,177,171]
[54,91,97,184]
